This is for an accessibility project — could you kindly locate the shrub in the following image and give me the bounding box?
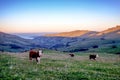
[92,45,99,48]
[111,45,117,48]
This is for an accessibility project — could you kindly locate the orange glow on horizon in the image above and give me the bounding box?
[0,24,119,33]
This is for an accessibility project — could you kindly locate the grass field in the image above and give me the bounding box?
[0,50,120,80]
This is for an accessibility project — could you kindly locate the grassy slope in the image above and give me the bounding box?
[57,38,120,52]
[0,50,120,80]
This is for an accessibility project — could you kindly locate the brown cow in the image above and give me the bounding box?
[89,54,99,60]
[29,49,43,64]
[69,53,75,57]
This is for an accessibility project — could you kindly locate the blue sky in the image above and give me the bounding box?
[0,0,120,33]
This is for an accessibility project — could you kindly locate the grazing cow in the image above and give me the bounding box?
[69,53,75,57]
[89,54,99,60]
[29,49,43,64]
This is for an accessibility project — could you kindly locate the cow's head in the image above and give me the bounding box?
[96,54,99,57]
[38,49,42,56]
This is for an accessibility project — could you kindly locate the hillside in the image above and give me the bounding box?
[45,25,120,38]
[45,30,96,37]
[90,25,120,39]
[0,32,33,52]
[96,25,120,36]
[33,36,120,53]
[0,51,120,80]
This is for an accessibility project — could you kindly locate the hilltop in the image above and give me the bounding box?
[45,30,94,37]
[92,25,120,39]
[96,25,120,36]
[45,25,120,38]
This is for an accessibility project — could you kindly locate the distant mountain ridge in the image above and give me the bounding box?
[96,25,120,36]
[12,32,56,39]
[45,25,120,38]
[94,25,120,39]
[45,30,90,37]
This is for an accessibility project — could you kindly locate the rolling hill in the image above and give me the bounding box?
[0,32,34,52]
[93,25,120,39]
[45,30,94,37]
[0,25,120,53]
[33,25,120,52]
[45,25,120,38]
[96,25,120,36]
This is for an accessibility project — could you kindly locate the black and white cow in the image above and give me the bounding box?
[89,54,99,60]
[69,53,75,57]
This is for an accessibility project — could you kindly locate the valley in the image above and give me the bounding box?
[0,25,120,53]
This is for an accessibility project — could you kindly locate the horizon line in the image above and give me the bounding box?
[1,25,119,33]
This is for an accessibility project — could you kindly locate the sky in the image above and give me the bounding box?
[0,0,120,33]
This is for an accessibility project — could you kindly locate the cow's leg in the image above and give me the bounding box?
[89,57,92,60]
[37,57,41,64]
[36,57,38,62]
[29,57,33,63]
[89,57,91,60]
[29,57,32,60]
[29,57,32,62]
[94,58,96,60]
